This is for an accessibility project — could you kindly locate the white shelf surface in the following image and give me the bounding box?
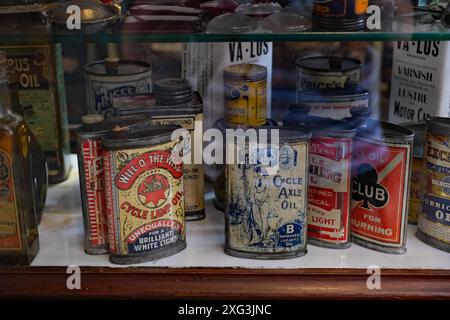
[33,156,450,269]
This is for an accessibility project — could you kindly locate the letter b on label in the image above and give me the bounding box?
[286,224,294,234]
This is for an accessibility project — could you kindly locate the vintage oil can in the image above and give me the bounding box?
[417,117,450,252]
[103,125,186,264]
[224,63,267,126]
[351,120,413,254]
[76,114,151,254]
[225,127,311,259]
[284,105,356,248]
[113,78,205,221]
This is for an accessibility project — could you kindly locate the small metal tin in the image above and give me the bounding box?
[85,58,152,118]
[297,83,369,120]
[284,109,356,249]
[103,125,186,264]
[76,114,151,255]
[224,63,267,126]
[417,117,450,253]
[296,56,362,92]
[313,0,368,31]
[225,127,311,259]
[400,122,426,225]
[114,82,205,221]
[351,120,414,254]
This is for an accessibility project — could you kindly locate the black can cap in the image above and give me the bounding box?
[155,78,193,105]
[155,78,192,93]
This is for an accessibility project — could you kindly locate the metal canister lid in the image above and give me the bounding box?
[214,118,278,132]
[154,78,193,105]
[259,12,311,32]
[85,59,151,76]
[400,122,426,158]
[277,127,312,142]
[426,116,450,137]
[224,63,267,82]
[296,56,361,72]
[103,124,181,150]
[79,115,151,134]
[48,0,119,25]
[154,78,191,93]
[243,125,311,144]
[206,13,258,33]
[307,118,356,138]
[357,120,414,143]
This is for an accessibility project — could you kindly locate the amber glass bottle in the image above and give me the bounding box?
[0,52,39,265]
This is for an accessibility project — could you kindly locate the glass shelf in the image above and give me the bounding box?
[2,23,450,43]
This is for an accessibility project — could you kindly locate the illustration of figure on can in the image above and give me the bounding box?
[225,132,310,259]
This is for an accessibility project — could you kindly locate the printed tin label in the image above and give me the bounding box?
[409,157,424,224]
[224,79,267,126]
[226,142,308,255]
[150,114,204,214]
[0,151,20,250]
[86,73,152,117]
[297,69,361,91]
[305,96,369,120]
[418,132,450,243]
[314,0,368,17]
[80,138,108,248]
[2,45,64,173]
[351,139,410,247]
[308,136,352,244]
[104,141,185,256]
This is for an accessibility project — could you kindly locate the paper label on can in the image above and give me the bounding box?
[104,141,185,256]
[419,194,450,243]
[308,136,352,243]
[0,150,21,250]
[388,41,450,124]
[1,45,65,173]
[297,69,361,92]
[418,132,450,243]
[224,79,267,126]
[351,139,410,247]
[306,96,368,120]
[87,73,152,117]
[226,142,308,254]
[80,138,108,248]
[150,114,204,214]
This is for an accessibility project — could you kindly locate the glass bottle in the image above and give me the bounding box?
[8,65,48,224]
[0,51,39,265]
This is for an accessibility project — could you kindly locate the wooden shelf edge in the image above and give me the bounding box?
[0,267,449,299]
